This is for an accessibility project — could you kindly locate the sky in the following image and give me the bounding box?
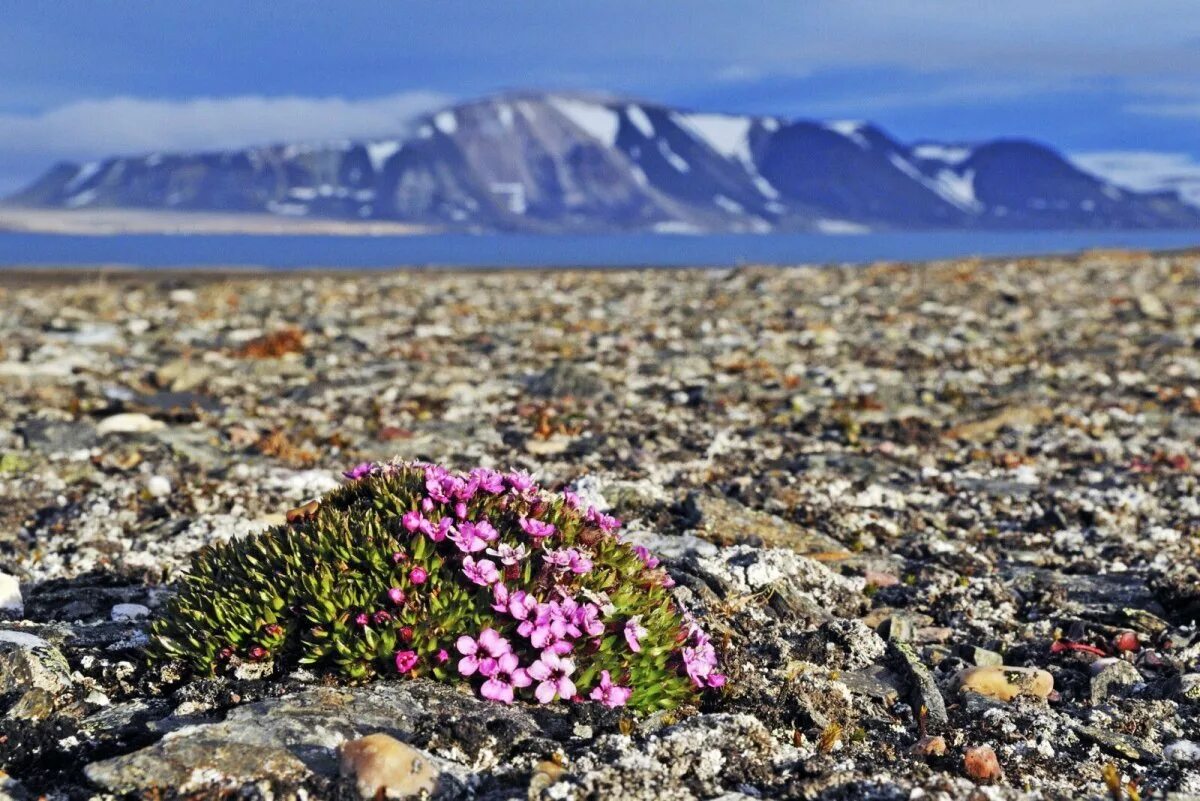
[1,1,1198,196]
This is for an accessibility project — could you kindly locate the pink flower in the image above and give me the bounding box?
[682,639,723,688]
[372,610,392,624]
[589,670,632,708]
[435,648,450,665]
[391,551,408,563]
[387,587,406,605]
[487,542,528,565]
[632,545,660,569]
[491,582,510,612]
[527,651,576,704]
[480,652,531,704]
[342,462,374,480]
[454,501,468,518]
[449,522,491,553]
[462,556,500,586]
[624,616,647,653]
[508,590,538,622]
[248,645,268,660]
[562,490,582,508]
[402,510,426,533]
[470,468,505,494]
[354,612,370,627]
[519,516,556,539]
[574,603,605,637]
[394,650,419,673]
[567,549,593,574]
[409,566,428,585]
[456,628,511,677]
[542,548,573,570]
[586,506,620,532]
[505,470,537,494]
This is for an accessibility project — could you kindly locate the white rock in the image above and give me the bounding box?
[168,288,197,304]
[97,413,165,435]
[0,630,49,648]
[146,475,172,498]
[1165,740,1200,763]
[111,603,151,622]
[0,573,22,614]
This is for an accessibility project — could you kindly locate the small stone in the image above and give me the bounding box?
[0,574,22,616]
[1136,293,1168,320]
[529,759,566,799]
[909,735,947,757]
[963,745,1002,782]
[111,603,151,622]
[145,475,172,498]
[97,413,165,436]
[1170,673,1200,702]
[1164,740,1200,764]
[952,665,1054,702]
[892,640,947,729]
[340,733,439,800]
[1090,659,1141,705]
[958,645,1003,667]
[0,630,73,720]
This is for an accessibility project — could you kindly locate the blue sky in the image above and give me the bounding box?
[1,1,1198,195]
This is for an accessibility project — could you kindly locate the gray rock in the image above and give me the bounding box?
[890,639,947,730]
[1090,659,1142,705]
[525,362,606,399]
[84,681,544,796]
[17,419,98,454]
[0,629,73,720]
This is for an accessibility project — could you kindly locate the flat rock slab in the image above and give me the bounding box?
[84,681,554,796]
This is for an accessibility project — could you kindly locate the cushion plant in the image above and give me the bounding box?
[150,461,723,712]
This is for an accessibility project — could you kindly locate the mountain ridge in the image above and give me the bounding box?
[10,92,1200,233]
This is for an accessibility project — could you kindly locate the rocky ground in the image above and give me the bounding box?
[1,251,1199,800]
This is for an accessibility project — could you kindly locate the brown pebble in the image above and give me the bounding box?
[340,733,438,800]
[963,745,1002,782]
[909,735,947,757]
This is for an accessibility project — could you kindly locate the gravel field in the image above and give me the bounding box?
[1,251,1199,799]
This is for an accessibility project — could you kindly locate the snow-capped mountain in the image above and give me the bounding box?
[10,92,1200,232]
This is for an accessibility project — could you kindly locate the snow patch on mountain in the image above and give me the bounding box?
[626,105,654,138]
[826,121,870,149]
[366,141,401,171]
[911,143,973,165]
[676,113,753,163]
[549,98,620,147]
[657,139,690,172]
[1071,150,1200,208]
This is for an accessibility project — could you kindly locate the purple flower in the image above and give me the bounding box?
[505,470,537,494]
[632,545,660,569]
[586,506,621,533]
[574,603,605,637]
[372,610,392,624]
[354,612,369,627]
[456,628,511,677]
[454,501,468,518]
[519,516,556,539]
[542,548,573,570]
[394,650,419,673]
[491,582,510,612]
[682,639,723,688]
[624,616,647,653]
[449,522,491,553]
[387,587,406,605]
[487,542,528,565]
[409,566,428,585]
[589,670,632,708]
[480,652,531,704]
[568,549,593,574]
[435,648,450,664]
[402,510,426,533]
[342,462,375,480]
[508,590,538,622]
[527,651,576,704]
[471,468,505,494]
[462,555,500,586]
[562,490,582,508]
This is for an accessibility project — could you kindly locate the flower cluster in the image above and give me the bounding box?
[150,461,722,712]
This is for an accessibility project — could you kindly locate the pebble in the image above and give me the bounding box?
[0,573,23,615]
[339,733,439,799]
[96,413,165,435]
[953,665,1054,702]
[145,475,172,498]
[1089,659,1141,705]
[963,745,1002,782]
[1164,740,1200,764]
[110,604,151,622]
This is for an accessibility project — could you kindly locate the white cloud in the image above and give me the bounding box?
[1071,150,1200,207]
[0,91,450,194]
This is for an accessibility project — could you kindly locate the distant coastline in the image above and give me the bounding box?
[0,205,431,237]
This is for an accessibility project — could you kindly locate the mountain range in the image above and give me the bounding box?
[9,92,1200,233]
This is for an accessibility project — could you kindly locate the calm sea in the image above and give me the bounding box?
[0,230,1198,269]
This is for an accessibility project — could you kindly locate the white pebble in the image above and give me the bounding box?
[146,475,172,498]
[1165,740,1200,763]
[0,573,22,614]
[97,413,165,435]
[111,603,151,622]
